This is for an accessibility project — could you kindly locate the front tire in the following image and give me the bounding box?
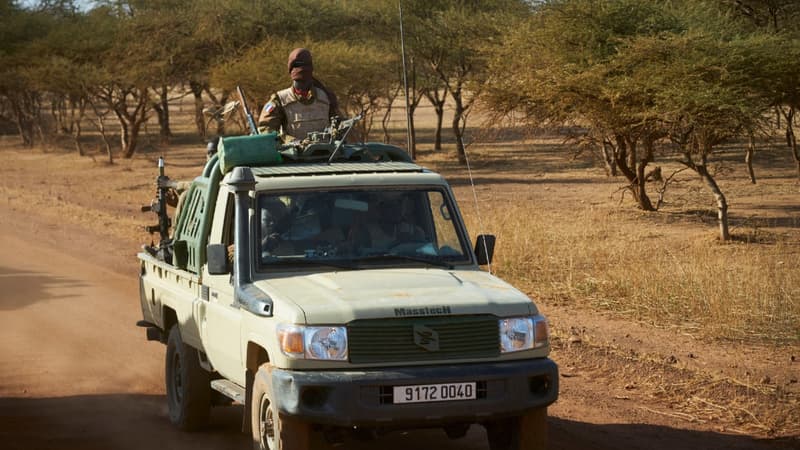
[251,363,313,450]
[165,326,210,430]
[486,407,547,450]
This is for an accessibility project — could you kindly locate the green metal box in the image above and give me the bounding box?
[218,133,282,174]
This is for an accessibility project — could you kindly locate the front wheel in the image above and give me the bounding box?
[485,407,547,450]
[251,364,313,450]
[165,326,210,430]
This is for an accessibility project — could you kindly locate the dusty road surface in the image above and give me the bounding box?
[0,206,793,450]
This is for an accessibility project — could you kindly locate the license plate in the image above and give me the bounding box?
[393,382,477,404]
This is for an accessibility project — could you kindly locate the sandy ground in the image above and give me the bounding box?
[0,134,797,449]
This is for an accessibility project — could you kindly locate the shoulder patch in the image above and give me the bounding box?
[263,101,276,114]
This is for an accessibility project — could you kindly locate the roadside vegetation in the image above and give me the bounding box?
[1,0,798,344]
[445,140,799,343]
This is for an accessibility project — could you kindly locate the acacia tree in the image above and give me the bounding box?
[485,0,775,239]
[0,2,54,147]
[724,0,800,179]
[409,1,526,163]
[483,0,682,210]
[26,6,114,157]
[181,0,285,137]
[726,0,800,31]
[76,5,151,159]
[628,32,770,240]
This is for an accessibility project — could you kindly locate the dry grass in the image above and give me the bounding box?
[488,206,798,342]
[418,137,800,344]
[551,334,800,437]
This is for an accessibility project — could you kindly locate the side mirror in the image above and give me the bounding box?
[474,234,496,266]
[207,243,230,275]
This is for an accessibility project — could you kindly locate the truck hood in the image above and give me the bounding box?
[253,269,535,324]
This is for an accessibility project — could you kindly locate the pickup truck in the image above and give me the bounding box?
[137,129,558,450]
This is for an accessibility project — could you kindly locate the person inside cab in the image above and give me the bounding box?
[347,193,426,254]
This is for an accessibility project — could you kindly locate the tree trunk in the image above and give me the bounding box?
[117,110,130,157]
[612,134,655,211]
[424,88,447,151]
[626,137,636,173]
[601,139,618,176]
[782,107,800,180]
[789,123,800,180]
[451,89,466,164]
[381,99,393,144]
[71,98,86,157]
[89,101,113,164]
[745,132,756,184]
[696,160,730,241]
[408,111,417,160]
[126,120,142,159]
[9,92,36,147]
[189,81,206,138]
[434,103,444,150]
[681,149,730,241]
[124,95,148,159]
[634,160,655,211]
[108,87,149,159]
[153,85,171,145]
[52,96,71,134]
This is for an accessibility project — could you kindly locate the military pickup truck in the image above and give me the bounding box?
[137,126,558,450]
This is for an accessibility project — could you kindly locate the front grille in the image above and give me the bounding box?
[348,315,500,364]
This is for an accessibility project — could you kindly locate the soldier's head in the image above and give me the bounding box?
[288,48,313,89]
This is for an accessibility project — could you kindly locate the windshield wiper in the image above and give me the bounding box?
[262,257,357,270]
[356,254,455,270]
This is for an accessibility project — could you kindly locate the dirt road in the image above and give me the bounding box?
[0,210,792,450]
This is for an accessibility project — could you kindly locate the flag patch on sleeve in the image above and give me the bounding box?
[263,102,276,114]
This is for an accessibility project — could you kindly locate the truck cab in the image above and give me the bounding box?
[137,132,558,450]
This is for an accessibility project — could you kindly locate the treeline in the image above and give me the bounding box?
[481,0,800,239]
[0,0,526,163]
[2,0,799,239]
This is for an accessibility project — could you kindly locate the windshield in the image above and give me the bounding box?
[256,188,471,269]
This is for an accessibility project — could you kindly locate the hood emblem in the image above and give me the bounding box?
[413,325,440,351]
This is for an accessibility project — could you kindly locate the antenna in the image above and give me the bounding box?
[462,134,492,274]
[399,2,414,159]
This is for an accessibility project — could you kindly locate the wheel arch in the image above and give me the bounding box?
[246,341,270,373]
[162,306,178,343]
[243,341,270,434]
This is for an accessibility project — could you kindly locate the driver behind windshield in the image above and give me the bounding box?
[257,48,340,142]
[348,193,425,253]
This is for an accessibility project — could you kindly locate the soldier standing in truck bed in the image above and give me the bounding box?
[257,48,340,142]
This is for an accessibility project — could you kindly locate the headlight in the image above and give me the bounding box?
[305,326,348,360]
[277,324,348,361]
[499,315,549,353]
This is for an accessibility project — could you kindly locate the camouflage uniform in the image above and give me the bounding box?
[257,86,336,141]
[257,47,339,142]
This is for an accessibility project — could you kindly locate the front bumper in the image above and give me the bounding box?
[267,358,558,427]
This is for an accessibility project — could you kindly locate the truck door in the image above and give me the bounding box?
[201,193,245,386]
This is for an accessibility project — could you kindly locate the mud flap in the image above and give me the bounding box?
[243,369,254,433]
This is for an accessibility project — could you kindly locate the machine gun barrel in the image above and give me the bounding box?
[155,157,171,244]
[236,86,260,135]
[141,156,174,262]
[328,114,363,163]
